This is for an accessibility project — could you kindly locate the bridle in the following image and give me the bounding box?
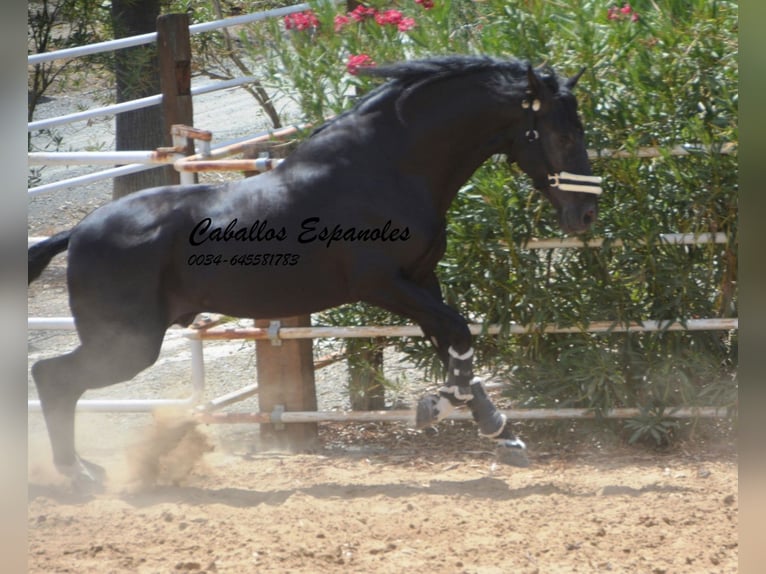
[521,95,603,196]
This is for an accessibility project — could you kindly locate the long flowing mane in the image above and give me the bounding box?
[311,55,543,136]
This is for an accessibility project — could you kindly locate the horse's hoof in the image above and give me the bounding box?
[79,457,107,483]
[58,456,107,493]
[496,438,530,468]
[415,393,441,429]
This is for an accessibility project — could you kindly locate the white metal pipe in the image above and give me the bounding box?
[194,406,731,424]
[28,150,177,167]
[182,318,738,342]
[189,338,206,399]
[523,232,729,249]
[27,232,731,249]
[187,3,315,35]
[197,383,260,413]
[28,163,160,196]
[287,406,732,421]
[28,32,159,66]
[27,3,316,66]
[28,317,76,330]
[30,316,737,336]
[28,77,263,133]
[587,142,737,160]
[28,94,162,132]
[179,170,196,185]
[192,75,261,96]
[27,397,198,413]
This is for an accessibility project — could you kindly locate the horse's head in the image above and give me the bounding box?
[509,65,601,235]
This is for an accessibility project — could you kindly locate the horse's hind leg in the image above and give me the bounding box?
[32,326,165,488]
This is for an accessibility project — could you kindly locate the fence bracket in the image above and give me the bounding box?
[268,320,282,346]
[271,404,285,430]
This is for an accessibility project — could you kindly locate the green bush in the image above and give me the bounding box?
[198,1,738,439]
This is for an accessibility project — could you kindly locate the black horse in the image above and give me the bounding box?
[29,55,602,487]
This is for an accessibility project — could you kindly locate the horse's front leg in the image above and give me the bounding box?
[418,344,528,466]
[362,275,528,466]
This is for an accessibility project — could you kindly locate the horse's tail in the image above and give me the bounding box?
[28,229,72,285]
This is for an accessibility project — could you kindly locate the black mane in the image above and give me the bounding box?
[359,54,526,86]
[311,55,543,136]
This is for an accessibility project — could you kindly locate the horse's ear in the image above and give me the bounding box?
[565,67,587,90]
[526,64,544,97]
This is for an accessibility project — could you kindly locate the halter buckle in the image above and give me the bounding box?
[521,98,541,112]
[548,171,603,195]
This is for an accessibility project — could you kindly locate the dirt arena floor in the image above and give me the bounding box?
[28,416,737,574]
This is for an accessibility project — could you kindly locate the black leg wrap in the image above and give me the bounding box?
[467,378,506,438]
[466,378,530,467]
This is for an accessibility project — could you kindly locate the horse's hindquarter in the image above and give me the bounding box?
[64,185,211,328]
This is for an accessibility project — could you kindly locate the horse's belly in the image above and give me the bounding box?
[175,262,351,320]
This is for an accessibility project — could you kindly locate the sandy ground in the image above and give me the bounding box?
[28,420,737,574]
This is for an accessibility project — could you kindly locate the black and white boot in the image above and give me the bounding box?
[416,346,475,428]
[466,377,529,467]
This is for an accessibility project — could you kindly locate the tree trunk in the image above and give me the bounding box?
[110,0,173,198]
[348,338,386,411]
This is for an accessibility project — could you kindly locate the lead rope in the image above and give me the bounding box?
[521,94,603,196]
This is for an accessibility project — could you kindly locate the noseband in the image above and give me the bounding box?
[521,96,603,195]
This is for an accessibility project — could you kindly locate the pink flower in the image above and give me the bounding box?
[334,14,350,32]
[375,9,404,27]
[284,10,319,32]
[349,5,377,22]
[415,0,435,9]
[372,9,416,32]
[607,3,639,22]
[337,4,416,34]
[398,17,416,32]
[347,54,376,75]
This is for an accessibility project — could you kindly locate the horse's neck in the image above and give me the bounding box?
[400,95,520,215]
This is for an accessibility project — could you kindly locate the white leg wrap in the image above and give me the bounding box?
[448,346,474,361]
[439,385,474,402]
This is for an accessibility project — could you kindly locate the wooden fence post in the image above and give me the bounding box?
[111,1,167,197]
[242,147,318,451]
[255,316,318,450]
[156,13,195,184]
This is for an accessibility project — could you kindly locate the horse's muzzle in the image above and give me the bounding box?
[560,201,598,234]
